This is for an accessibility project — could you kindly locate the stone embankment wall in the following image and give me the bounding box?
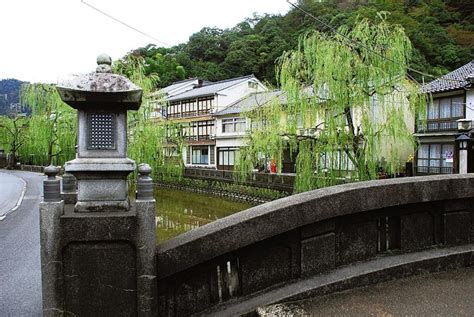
[156,182,273,205]
[155,174,474,316]
[184,167,295,192]
[20,164,47,173]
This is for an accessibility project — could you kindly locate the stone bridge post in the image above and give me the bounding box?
[135,163,157,314]
[39,54,157,316]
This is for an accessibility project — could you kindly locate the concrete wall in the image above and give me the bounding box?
[156,174,474,316]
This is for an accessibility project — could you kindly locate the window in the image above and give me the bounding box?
[319,150,354,173]
[197,97,213,115]
[210,146,215,165]
[182,120,214,141]
[218,147,239,170]
[192,146,209,164]
[222,117,246,133]
[167,97,214,118]
[167,101,181,118]
[427,96,464,120]
[198,120,215,140]
[416,143,454,174]
[288,114,304,129]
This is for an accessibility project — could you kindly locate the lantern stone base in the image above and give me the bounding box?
[40,201,157,316]
[65,158,135,212]
[74,199,130,212]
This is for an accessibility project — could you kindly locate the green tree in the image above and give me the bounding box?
[0,114,29,169]
[186,27,230,63]
[114,55,185,183]
[118,45,187,88]
[20,84,76,166]
[237,14,428,192]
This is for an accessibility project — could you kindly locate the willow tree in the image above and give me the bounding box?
[115,55,185,183]
[0,114,29,168]
[20,84,76,166]
[237,13,428,193]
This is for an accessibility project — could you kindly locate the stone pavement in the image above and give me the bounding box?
[0,171,26,220]
[0,170,43,316]
[261,266,474,316]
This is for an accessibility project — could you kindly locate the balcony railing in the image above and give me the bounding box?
[416,119,460,133]
[184,135,216,142]
[165,109,212,119]
[415,166,453,175]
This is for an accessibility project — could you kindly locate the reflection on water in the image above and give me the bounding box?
[155,187,253,242]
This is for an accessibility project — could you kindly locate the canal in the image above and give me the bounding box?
[154,187,253,243]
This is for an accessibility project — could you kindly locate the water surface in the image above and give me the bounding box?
[155,187,253,242]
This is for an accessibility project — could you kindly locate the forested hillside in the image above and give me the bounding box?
[123,0,473,88]
[0,79,23,115]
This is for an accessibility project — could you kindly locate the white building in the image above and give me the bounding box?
[159,75,266,169]
[416,61,474,175]
[214,91,284,170]
[149,78,210,120]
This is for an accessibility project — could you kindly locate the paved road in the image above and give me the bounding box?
[261,267,474,316]
[0,170,43,316]
[0,171,25,220]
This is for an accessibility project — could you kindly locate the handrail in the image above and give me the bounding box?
[156,174,474,279]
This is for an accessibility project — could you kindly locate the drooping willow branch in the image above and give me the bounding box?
[236,14,429,193]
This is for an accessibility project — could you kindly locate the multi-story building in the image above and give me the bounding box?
[214,90,285,171]
[415,61,474,175]
[160,75,266,168]
[149,78,210,120]
[159,74,420,175]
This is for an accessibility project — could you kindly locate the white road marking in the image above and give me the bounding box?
[0,173,27,221]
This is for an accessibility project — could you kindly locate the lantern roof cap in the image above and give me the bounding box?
[56,54,143,110]
[456,134,470,141]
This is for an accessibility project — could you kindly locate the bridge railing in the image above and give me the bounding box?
[156,175,474,316]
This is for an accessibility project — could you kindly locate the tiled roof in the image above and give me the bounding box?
[215,90,286,116]
[161,78,199,94]
[167,75,258,102]
[422,61,474,93]
[214,86,318,116]
[150,78,214,98]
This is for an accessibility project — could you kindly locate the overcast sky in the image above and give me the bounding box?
[1,0,290,83]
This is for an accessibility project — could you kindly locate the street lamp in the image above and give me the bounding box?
[456,134,470,150]
[456,133,470,174]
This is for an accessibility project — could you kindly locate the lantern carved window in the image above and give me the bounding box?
[87,113,116,150]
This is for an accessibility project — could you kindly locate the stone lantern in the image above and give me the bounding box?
[40,55,157,316]
[57,54,142,212]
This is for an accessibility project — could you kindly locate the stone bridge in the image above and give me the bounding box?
[155,174,474,316]
[37,55,474,316]
[38,167,474,316]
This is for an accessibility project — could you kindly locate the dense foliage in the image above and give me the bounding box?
[124,0,473,87]
[19,84,77,166]
[0,114,29,168]
[237,14,428,192]
[114,55,186,183]
[1,1,470,195]
[0,56,185,185]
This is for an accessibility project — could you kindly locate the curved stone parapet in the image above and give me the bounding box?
[156,175,474,316]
